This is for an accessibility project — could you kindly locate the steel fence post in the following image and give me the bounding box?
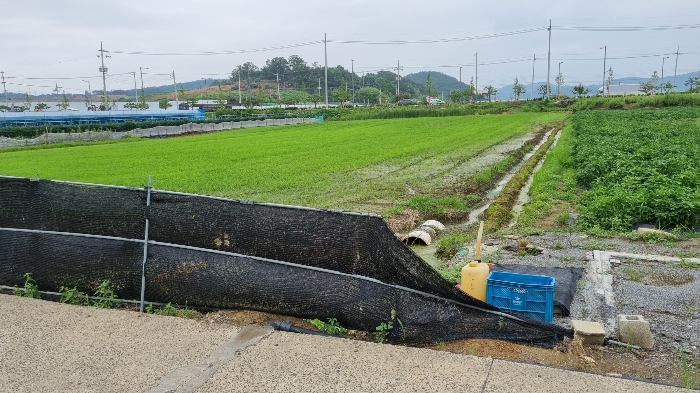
[139,175,152,312]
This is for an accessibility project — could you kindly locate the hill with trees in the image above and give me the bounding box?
[403,71,467,98]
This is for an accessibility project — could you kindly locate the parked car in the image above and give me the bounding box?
[428,98,445,105]
[397,98,418,105]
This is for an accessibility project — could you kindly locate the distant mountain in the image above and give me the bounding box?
[108,79,221,96]
[403,71,467,97]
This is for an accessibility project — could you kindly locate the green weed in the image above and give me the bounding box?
[146,302,199,318]
[371,321,394,343]
[678,259,700,269]
[675,250,700,259]
[620,266,645,282]
[436,232,469,259]
[91,280,121,309]
[555,212,570,226]
[306,318,349,336]
[672,350,700,389]
[577,239,611,250]
[436,262,466,284]
[14,273,41,299]
[58,286,89,305]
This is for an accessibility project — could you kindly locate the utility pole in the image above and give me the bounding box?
[171,71,179,110]
[393,60,403,96]
[475,53,478,102]
[546,20,552,99]
[324,33,328,109]
[673,46,681,92]
[362,71,365,87]
[601,46,607,95]
[82,80,92,106]
[139,67,148,97]
[661,56,669,93]
[459,66,462,84]
[351,59,355,104]
[318,77,322,100]
[557,62,563,97]
[98,41,110,104]
[1,71,7,104]
[131,72,138,102]
[238,67,242,105]
[247,67,251,104]
[275,72,281,100]
[531,55,536,100]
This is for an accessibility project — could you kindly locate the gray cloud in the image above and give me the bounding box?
[2,0,699,94]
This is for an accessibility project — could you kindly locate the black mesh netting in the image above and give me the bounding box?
[0,177,572,345]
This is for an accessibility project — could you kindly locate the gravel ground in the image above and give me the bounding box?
[452,232,700,357]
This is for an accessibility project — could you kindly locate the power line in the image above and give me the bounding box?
[4,56,94,73]
[554,23,700,31]
[330,28,546,45]
[111,40,323,56]
[7,73,131,80]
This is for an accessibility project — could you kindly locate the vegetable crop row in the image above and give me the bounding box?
[571,108,700,231]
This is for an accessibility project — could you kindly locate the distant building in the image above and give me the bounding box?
[597,84,644,96]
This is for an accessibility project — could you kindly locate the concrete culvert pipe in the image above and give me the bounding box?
[405,229,433,246]
[422,220,446,231]
[403,220,445,246]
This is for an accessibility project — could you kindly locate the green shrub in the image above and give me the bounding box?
[436,232,468,259]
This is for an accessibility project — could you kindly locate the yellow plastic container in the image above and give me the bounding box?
[461,261,490,301]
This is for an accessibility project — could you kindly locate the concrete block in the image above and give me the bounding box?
[571,320,606,346]
[618,315,654,349]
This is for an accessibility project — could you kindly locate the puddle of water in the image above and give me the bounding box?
[410,243,441,268]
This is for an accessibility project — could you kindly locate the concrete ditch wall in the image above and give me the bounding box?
[0,117,317,148]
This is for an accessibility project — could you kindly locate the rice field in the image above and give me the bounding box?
[0,112,563,210]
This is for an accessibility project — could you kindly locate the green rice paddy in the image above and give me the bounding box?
[0,113,563,210]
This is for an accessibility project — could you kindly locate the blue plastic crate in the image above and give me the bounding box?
[486,271,555,322]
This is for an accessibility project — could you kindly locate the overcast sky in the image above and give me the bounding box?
[2,0,699,95]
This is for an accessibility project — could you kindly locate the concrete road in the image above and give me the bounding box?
[0,295,687,392]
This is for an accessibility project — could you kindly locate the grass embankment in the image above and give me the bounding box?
[482,127,561,233]
[516,107,700,234]
[515,123,578,230]
[323,100,568,121]
[571,92,700,111]
[0,112,563,211]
